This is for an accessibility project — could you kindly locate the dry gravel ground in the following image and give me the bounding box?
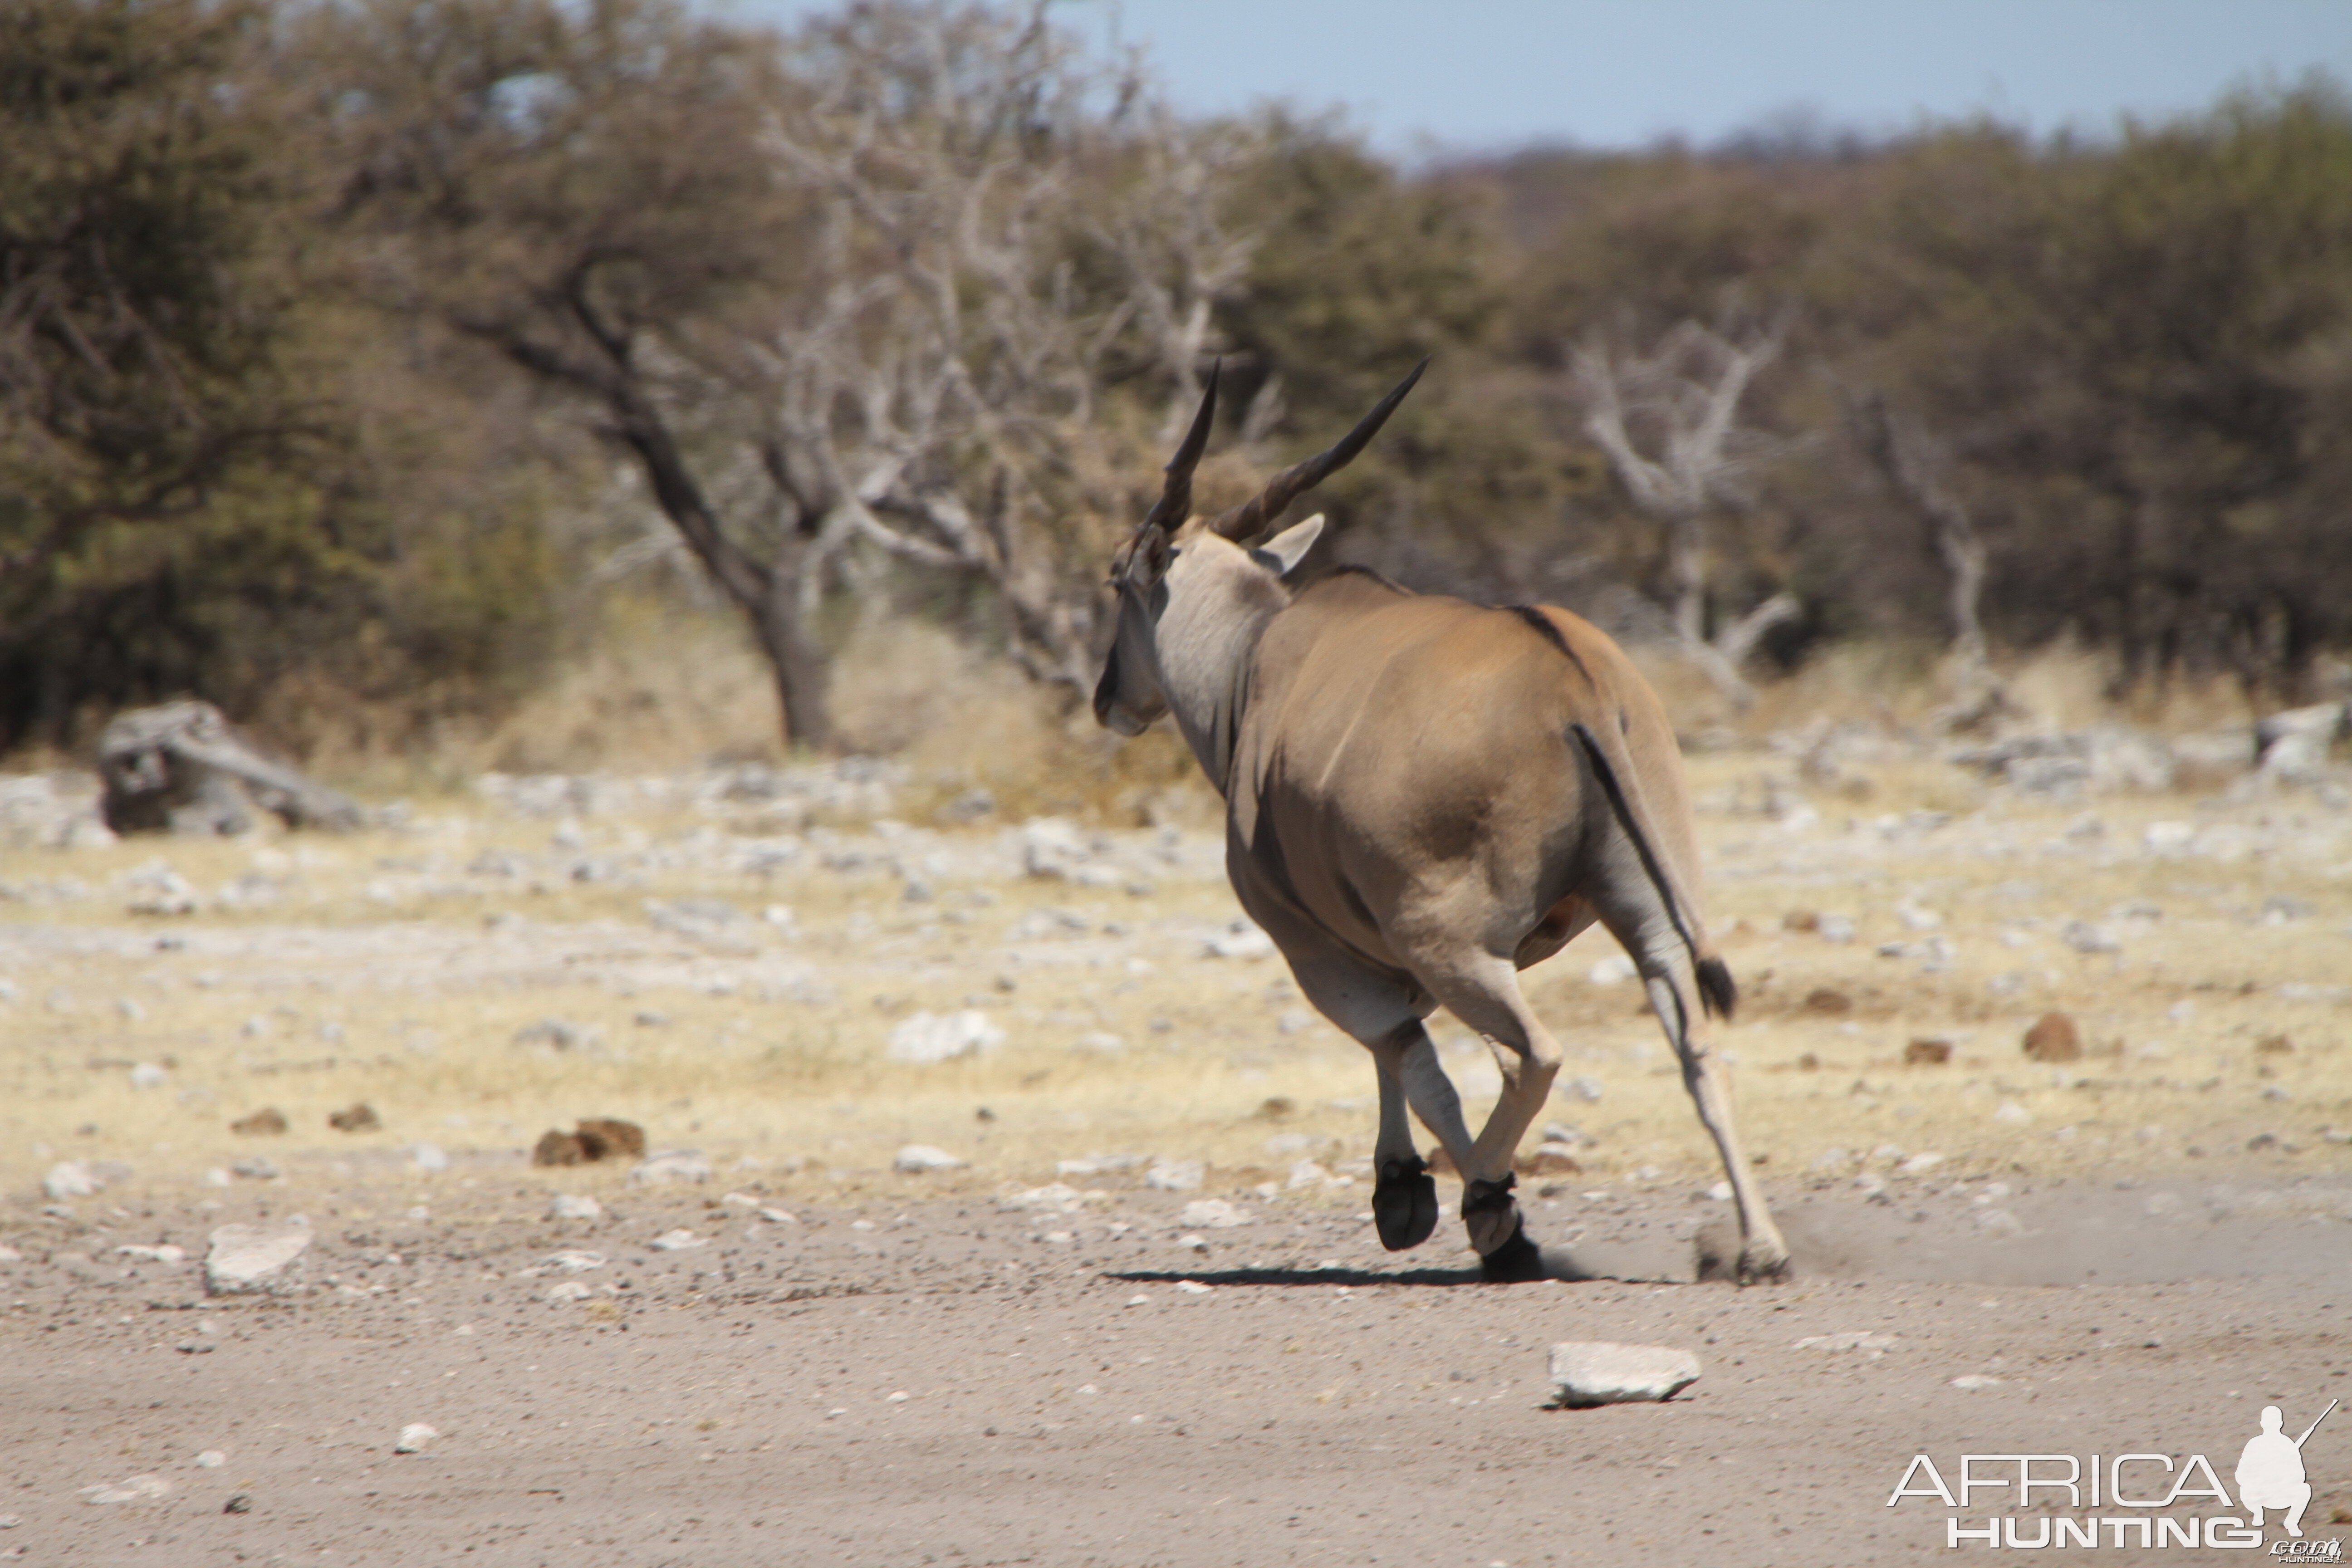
[3,752,2351,1565]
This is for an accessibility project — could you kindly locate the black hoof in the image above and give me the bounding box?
[1465,1172,1543,1280]
[1372,1155,1439,1251]
[1479,1220,1546,1283]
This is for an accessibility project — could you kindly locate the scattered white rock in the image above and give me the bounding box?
[1586,954,1637,986]
[629,1150,712,1186]
[1287,1160,1331,1190]
[1993,1101,2032,1126]
[43,1161,99,1200]
[1793,1332,1898,1354]
[1203,920,1274,960]
[1896,1152,1945,1176]
[1001,1183,1089,1215]
[545,1250,605,1273]
[1019,817,1091,879]
[1055,1153,1146,1177]
[195,1450,226,1468]
[394,1423,438,1454]
[1176,1198,1249,1229]
[1125,1293,1151,1308]
[1705,1181,1733,1201]
[544,1280,592,1302]
[115,1244,185,1264]
[547,1193,603,1221]
[2255,700,2347,781]
[758,1207,798,1224]
[203,1222,311,1295]
[83,1474,171,1504]
[0,1245,19,1262]
[1144,1158,1204,1192]
[511,1017,602,1052]
[648,1229,706,1251]
[1176,1279,1213,1294]
[1558,1076,1604,1103]
[2062,920,2121,954]
[126,868,199,916]
[894,1144,966,1174]
[1949,1375,2004,1390]
[886,1009,1005,1065]
[230,1155,278,1181]
[1546,1342,1704,1407]
[410,1142,449,1174]
[129,1062,168,1090]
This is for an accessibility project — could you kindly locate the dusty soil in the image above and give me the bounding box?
[4,751,2351,1564]
[2,1175,2349,1566]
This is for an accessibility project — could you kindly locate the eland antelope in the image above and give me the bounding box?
[1093,362,1789,1283]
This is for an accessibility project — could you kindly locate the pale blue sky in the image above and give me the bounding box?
[715,0,2352,157]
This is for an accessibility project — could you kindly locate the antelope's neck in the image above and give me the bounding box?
[1156,593,1280,798]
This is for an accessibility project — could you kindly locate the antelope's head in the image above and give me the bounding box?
[1093,359,1426,737]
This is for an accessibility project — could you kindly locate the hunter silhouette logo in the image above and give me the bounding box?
[2240,1400,2334,1539]
[1885,1397,2341,1551]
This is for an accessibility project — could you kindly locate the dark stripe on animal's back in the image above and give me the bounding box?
[1321,563,1409,593]
[1508,605,1594,686]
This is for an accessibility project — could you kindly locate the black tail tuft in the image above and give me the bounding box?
[1696,956,1737,1021]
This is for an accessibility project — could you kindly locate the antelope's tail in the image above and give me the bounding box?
[1569,720,1733,1021]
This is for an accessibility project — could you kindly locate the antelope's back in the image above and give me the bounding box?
[1228,573,1643,957]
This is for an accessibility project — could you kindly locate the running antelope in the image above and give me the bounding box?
[1094,363,1789,1282]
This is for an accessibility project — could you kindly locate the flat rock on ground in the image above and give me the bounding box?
[1547,1340,1705,1406]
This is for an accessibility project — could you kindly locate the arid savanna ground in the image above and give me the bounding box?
[2,736,2348,1564]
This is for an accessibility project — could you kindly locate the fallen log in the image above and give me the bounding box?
[98,700,361,836]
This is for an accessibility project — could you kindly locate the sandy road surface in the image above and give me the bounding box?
[5,754,2352,1563]
[4,1172,2350,1566]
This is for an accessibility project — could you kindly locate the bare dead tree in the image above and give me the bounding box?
[1847,388,2010,727]
[741,6,1262,697]
[320,0,1256,750]
[1570,318,1795,705]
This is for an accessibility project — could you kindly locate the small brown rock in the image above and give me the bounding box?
[230,1107,287,1137]
[1426,1144,1458,1177]
[1516,1148,1581,1176]
[2023,1011,2081,1063]
[533,1130,587,1167]
[1781,910,1820,933]
[2255,1033,2294,1055]
[1796,1052,1821,1071]
[575,1117,645,1161]
[326,1102,380,1133]
[1254,1097,1297,1121]
[1904,1038,1953,1067]
[1803,987,1852,1015]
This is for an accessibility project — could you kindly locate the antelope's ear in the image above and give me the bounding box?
[1250,513,1325,578]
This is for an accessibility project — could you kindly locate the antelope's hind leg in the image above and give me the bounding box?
[1408,953,1564,1282]
[1588,904,1789,1282]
